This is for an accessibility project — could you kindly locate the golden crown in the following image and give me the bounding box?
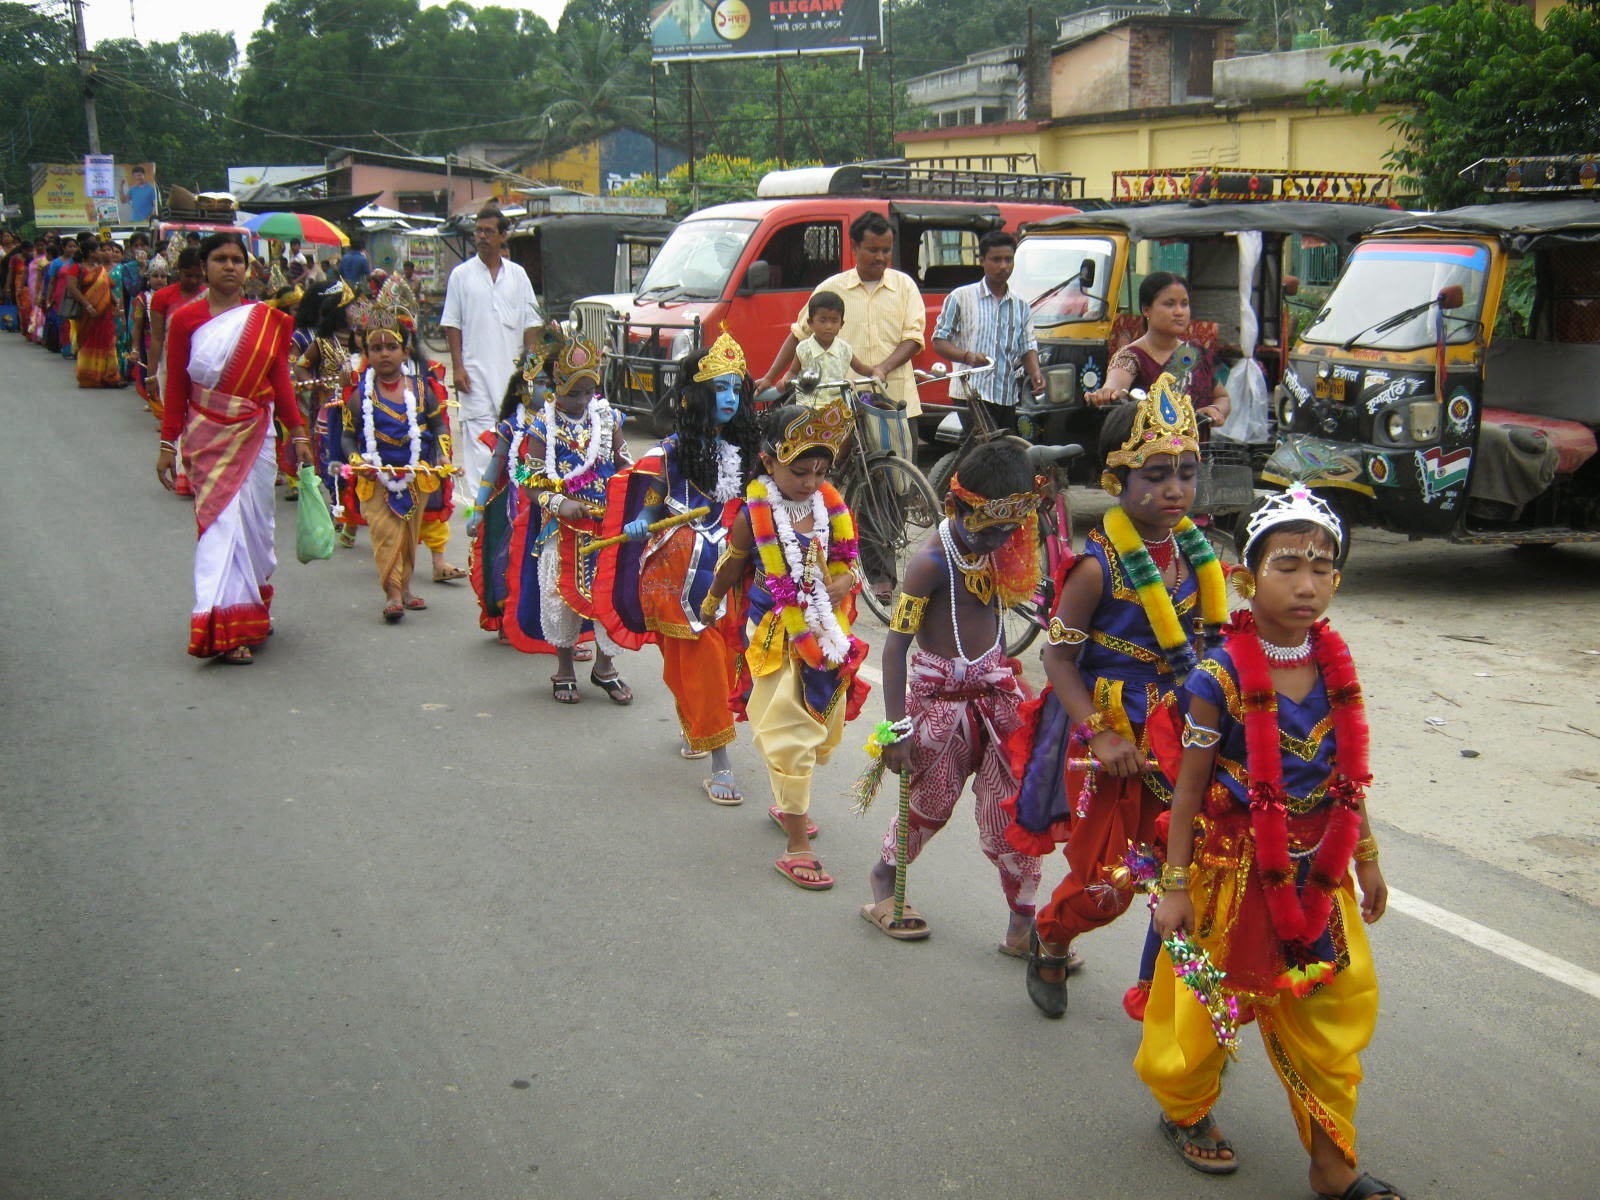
[522,324,567,382]
[693,329,747,382]
[553,336,602,395]
[771,398,853,464]
[1105,372,1200,470]
[358,297,416,342]
[948,473,1045,530]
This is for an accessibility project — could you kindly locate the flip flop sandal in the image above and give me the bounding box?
[572,643,595,662]
[767,805,818,839]
[218,646,254,665]
[775,852,834,891]
[403,596,427,611]
[589,669,633,706]
[551,677,580,704]
[337,530,357,548]
[1158,1113,1238,1176]
[702,770,743,806]
[679,744,711,760]
[1317,1173,1406,1200]
[860,897,930,940]
[432,564,468,583]
[382,603,404,624]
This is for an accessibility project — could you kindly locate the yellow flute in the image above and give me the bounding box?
[581,506,711,556]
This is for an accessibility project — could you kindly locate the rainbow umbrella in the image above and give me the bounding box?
[240,212,349,247]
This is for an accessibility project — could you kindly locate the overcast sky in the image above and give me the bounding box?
[82,0,571,54]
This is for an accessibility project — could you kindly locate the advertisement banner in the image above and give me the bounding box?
[30,161,160,227]
[650,0,881,62]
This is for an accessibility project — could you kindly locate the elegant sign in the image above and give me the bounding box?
[650,0,881,62]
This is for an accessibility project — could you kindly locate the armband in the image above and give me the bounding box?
[1159,864,1191,891]
[1180,714,1222,750]
[719,543,750,562]
[643,488,665,507]
[1046,618,1088,646]
[1353,836,1380,864]
[887,592,927,635]
[699,591,724,623]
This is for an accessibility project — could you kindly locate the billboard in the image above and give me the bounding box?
[30,161,159,228]
[650,0,881,62]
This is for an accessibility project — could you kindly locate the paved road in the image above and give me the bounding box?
[3,336,1598,1199]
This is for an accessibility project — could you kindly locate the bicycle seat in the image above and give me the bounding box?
[1028,443,1085,470]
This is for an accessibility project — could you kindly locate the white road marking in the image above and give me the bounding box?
[1383,888,1600,1001]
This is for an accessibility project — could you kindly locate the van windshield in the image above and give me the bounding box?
[1301,239,1489,350]
[634,218,758,301]
[1013,235,1114,322]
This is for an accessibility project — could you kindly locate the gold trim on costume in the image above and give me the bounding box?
[949,473,1043,529]
[1046,618,1087,646]
[888,592,928,635]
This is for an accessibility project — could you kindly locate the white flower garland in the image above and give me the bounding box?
[759,474,853,665]
[361,368,422,495]
[507,402,537,466]
[712,439,742,503]
[543,397,611,487]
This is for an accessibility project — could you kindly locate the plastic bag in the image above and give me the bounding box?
[294,464,336,563]
[1220,357,1270,444]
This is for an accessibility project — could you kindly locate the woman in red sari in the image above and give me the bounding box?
[158,232,314,664]
[68,239,124,388]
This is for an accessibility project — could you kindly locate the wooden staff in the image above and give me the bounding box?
[342,462,462,477]
[893,768,911,924]
[580,506,711,556]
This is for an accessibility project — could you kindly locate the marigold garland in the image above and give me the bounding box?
[747,476,858,668]
[1228,611,1369,971]
[1104,505,1226,676]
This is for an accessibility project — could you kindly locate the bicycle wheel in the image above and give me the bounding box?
[927,450,959,499]
[420,314,448,353]
[846,455,942,623]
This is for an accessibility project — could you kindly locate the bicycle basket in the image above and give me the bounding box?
[1194,439,1255,513]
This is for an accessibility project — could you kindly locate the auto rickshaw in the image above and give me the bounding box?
[1263,155,1600,556]
[1012,178,1401,461]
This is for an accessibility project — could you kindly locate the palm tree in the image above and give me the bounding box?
[528,21,654,160]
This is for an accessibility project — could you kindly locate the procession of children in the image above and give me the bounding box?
[179,302,1404,1200]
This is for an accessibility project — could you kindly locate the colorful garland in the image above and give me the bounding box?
[1229,611,1369,973]
[747,476,858,669]
[1103,505,1227,677]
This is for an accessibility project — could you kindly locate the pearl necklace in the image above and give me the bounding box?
[939,517,999,616]
[1261,633,1314,668]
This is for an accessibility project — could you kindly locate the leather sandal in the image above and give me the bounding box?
[1025,926,1070,1018]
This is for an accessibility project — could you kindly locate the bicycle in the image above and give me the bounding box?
[774,373,942,625]
[917,366,1086,655]
[417,298,448,353]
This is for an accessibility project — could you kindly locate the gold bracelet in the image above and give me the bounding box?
[1159,864,1191,891]
[888,592,927,635]
[1354,836,1380,864]
[699,592,723,623]
[1085,709,1114,737]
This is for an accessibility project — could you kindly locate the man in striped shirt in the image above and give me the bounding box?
[932,231,1046,433]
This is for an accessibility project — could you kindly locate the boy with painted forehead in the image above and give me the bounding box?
[861,439,1044,952]
[1136,486,1400,1200]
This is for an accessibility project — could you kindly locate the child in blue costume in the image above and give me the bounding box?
[595,334,764,804]
[1003,374,1229,1018]
[1138,486,1400,1200]
[465,349,552,642]
[513,335,633,703]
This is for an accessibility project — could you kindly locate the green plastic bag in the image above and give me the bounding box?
[295,464,336,563]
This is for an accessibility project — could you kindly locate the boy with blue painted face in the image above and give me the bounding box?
[595,334,763,805]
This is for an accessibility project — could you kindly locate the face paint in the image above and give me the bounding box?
[712,374,741,425]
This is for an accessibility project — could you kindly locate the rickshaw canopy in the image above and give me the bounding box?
[1368,199,1600,254]
[1022,201,1400,245]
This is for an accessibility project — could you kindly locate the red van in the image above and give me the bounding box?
[572,161,1083,433]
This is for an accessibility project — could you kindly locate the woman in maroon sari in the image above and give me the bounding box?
[1088,272,1231,424]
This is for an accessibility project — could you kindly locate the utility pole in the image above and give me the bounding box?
[68,0,100,154]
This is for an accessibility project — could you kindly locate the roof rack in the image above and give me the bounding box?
[758,159,1087,204]
[1462,155,1600,195]
[1112,167,1394,205]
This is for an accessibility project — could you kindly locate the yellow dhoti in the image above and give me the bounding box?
[360,483,425,595]
[1134,871,1377,1168]
[746,652,847,816]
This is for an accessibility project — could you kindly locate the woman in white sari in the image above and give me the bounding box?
[157,232,314,664]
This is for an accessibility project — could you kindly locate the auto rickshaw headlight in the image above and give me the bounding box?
[1278,392,1297,429]
[1409,401,1442,442]
[1383,410,1407,441]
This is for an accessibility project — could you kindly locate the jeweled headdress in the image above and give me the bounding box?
[320,277,357,309]
[1105,372,1200,470]
[522,324,566,382]
[693,329,747,382]
[553,336,602,396]
[948,473,1044,530]
[358,297,415,343]
[770,398,853,464]
[1241,483,1344,561]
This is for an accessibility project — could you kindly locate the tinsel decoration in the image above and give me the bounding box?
[1164,931,1242,1057]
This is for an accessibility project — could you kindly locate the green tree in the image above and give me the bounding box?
[0,2,86,220]
[1312,0,1600,207]
[526,20,652,157]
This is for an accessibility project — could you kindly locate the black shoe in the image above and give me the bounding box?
[1025,927,1070,1018]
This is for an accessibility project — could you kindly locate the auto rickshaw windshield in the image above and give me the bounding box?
[1013,235,1114,321]
[634,217,759,301]
[1301,238,1489,350]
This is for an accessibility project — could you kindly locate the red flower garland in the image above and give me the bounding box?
[1228,611,1369,951]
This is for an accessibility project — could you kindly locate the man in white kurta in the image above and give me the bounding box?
[441,208,542,497]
